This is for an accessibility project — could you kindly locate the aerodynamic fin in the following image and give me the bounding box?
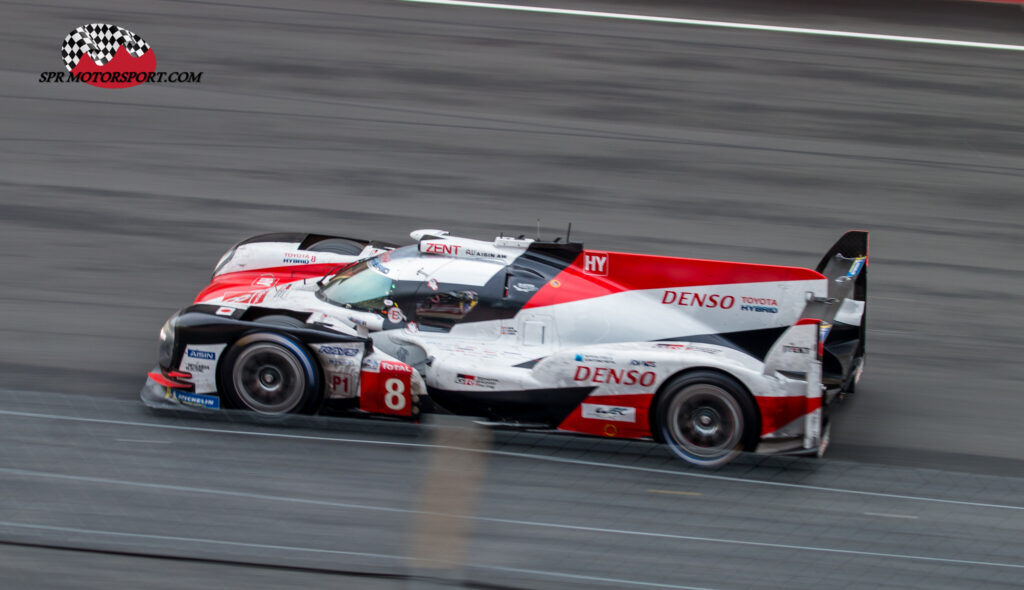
[813,231,868,392]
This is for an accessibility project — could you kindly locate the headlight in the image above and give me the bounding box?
[158,312,179,368]
[212,247,236,278]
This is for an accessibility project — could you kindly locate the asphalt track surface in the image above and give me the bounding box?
[2,0,1024,588]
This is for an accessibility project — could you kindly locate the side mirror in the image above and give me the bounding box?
[345,310,385,336]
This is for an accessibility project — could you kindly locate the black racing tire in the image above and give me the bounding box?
[655,371,759,468]
[219,333,321,415]
[306,238,364,256]
[255,314,308,328]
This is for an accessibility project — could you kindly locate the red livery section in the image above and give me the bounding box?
[360,360,415,417]
[525,251,824,308]
[557,394,655,439]
[756,396,821,436]
[194,263,352,303]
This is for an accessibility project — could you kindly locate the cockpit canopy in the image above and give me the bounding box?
[316,241,550,332]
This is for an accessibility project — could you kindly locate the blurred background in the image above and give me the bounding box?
[1,0,1022,588]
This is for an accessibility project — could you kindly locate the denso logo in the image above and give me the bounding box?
[186,350,216,360]
[661,291,735,309]
[574,366,656,387]
[425,242,460,255]
[583,252,608,276]
[783,345,811,354]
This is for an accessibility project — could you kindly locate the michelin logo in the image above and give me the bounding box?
[172,390,220,409]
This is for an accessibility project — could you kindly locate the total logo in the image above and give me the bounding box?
[379,360,413,374]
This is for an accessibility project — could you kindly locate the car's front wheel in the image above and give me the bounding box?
[655,371,758,468]
[220,333,320,415]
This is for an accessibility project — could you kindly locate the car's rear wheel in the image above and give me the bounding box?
[220,333,320,415]
[655,371,758,468]
[307,238,364,256]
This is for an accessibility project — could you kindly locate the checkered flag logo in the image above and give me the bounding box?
[61,23,151,72]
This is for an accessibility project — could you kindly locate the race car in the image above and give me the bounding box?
[142,228,868,467]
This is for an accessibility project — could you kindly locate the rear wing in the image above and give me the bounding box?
[760,231,869,453]
[807,231,868,391]
[764,231,867,375]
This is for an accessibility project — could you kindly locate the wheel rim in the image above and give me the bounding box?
[231,342,306,414]
[665,383,744,463]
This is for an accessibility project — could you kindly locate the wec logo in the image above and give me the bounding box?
[39,24,202,89]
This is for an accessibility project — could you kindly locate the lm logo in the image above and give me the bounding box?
[583,252,608,276]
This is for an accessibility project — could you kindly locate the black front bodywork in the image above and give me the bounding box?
[161,304,371,374]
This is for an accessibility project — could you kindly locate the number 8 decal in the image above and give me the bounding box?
[360,359,414,417]
[384,377,406,411]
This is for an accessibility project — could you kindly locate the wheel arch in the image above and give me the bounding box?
[648,366,761,445]
[216,329,325,413]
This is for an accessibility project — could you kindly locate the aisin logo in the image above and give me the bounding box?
[40,23,202,88]
[63,24,155,88]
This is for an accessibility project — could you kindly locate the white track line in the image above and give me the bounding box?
[401,0,1024,52]
[2,469,1022,570]
[0,406,1022,511]
[0,521,717,590]
[864,512,920,520]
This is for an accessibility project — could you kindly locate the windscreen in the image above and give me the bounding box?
[319,260,394,312]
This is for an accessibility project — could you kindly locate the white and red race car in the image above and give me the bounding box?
[142,229,868,467]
